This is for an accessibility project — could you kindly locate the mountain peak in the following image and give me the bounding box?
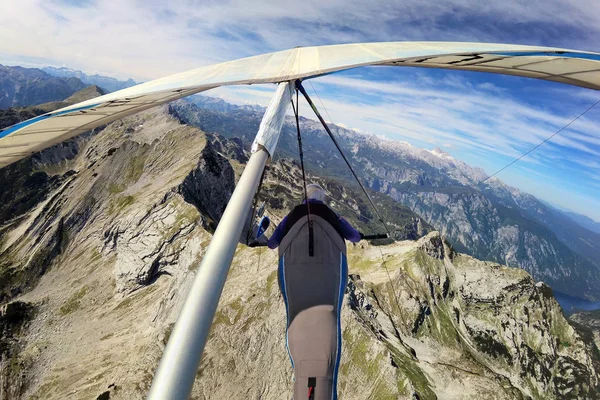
[64,85,107,104]
[428,147,454,160]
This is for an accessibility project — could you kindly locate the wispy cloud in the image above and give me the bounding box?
[2,0,600,79]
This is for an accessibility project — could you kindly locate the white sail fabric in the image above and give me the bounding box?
[251,82,294,156]
[2,41,600,168]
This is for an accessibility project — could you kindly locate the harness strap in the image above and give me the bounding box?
[308,377,316,400]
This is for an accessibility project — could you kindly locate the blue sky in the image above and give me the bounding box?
[1,0,600,220]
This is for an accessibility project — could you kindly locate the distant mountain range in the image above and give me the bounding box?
[41,66,137,93]
[171,95,600,301]
[189,94,265,113]
[0,85,106,140]
[0,63,134,113]
[0,64,87,108]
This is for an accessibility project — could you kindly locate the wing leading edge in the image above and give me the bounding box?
[2,41,600,168]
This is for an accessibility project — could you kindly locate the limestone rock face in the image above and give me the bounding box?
[339,233,599,399]
[0,107,219,399]
[178,142,236,232]
[0,107,597,400]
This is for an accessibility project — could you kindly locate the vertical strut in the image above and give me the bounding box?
[148,82,293,400]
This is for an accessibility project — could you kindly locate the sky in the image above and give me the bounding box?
[1,0,600,221]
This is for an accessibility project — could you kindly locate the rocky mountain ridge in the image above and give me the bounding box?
[0,102,598,399]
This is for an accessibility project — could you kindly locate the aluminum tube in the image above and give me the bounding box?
[148,81,292,400]
[148,148,269,400]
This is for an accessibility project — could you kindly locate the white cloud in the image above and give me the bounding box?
[2,0,600,80]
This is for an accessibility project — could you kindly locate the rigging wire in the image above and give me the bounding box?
[325,193,378,226]
[291,90,311,212]
[325,193,392,239]
[299,80,404,331]
[297,82,391,237]
[256,245,262,272]
[291,88,315,257]
[308,80,335,127]
[480,98,600,183]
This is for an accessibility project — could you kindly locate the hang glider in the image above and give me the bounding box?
[2,41,600,169]
[3,41,600,400]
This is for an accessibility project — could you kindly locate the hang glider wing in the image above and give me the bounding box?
[2,41,600,168]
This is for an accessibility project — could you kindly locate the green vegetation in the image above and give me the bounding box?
[340,327,396,398]
[212,309,230,327]
[163,323,175,345]
[550,311,574,350]
[212,296,270,332]
[228,298,245,324]
[162,201,199,241]
[115,286,157,312]
[266,270,277,295]
[90,248,102,263]
[347,251,380,272]
[418,304,461,348]
[108,183,124,194]
[108,195,136,215]
[124,153,148,183]
[59,286,88,315]
[240,300,268,331]
[389,348,437,400]
[30,379,60,400]
[469,329,512,361]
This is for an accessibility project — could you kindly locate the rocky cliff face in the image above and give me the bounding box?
[388,188,598,298]
[0,106,598,399]
[571,309,600,354]
[0,107,225,399]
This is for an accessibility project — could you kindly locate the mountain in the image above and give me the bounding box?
[0,105,598,399]
[0,65,87,108]
[41,66,136,93]
[170,97,600,301]
[478,180,600,277]
[562,211,600,234]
